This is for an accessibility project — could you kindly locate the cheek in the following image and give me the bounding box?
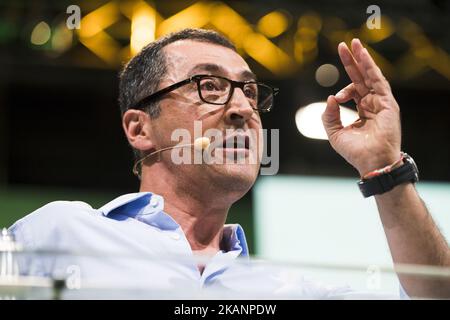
[251,113,262,127]
[157,102,198,131]
[195,104,226,120]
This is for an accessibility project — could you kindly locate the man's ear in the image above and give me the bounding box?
[122,109,155,152]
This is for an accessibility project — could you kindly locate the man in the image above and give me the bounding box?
[9,29,450,299]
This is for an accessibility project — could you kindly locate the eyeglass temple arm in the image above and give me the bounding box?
[129,77,194,110]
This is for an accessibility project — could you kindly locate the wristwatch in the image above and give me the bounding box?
[357,153,419,198]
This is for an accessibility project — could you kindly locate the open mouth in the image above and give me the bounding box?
[221,134,250,150]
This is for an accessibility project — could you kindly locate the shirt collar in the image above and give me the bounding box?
[98,192,153,216]
[222,224,249,257]
[97,192,249,256]
[98,192,179,230]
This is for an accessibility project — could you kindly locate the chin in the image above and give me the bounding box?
[209,163,259,193]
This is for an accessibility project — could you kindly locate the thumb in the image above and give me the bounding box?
[322,95,343,140]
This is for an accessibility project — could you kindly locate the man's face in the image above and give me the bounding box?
[148,40,263,198]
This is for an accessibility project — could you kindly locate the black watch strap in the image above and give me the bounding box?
[357,154,419,198]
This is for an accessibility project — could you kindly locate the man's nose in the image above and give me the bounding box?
[224,88,255,126]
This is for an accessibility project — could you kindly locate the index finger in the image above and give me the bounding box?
[338,42,370,97]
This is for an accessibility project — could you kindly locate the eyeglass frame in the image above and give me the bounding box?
[129,74,279,113]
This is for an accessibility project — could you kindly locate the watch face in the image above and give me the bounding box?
[404,153,420,181]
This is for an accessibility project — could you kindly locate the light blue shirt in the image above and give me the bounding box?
[9,192,403,299]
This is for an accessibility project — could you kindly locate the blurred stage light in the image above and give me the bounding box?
[315,63,339,87]
[257,10,290,38]
[210,3,253,51]
[298,12,322,31]
[294,13,321,64]
[295,102,359,140]
[78,2,121,65]
[78,2,119,39]
[243,32,294,75]
[30,21,51,45]
[51,23,73,53]
[130,2,156,55]
[157,2,210,36]
[360,15,394,43]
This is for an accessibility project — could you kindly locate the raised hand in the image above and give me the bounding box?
[322,38,402,177]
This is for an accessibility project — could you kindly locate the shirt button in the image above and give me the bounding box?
[169,232,181,240]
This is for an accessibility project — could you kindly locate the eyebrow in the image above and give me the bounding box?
[187,63,257,81]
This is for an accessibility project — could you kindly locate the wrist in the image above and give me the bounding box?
[361,153,405,180]
[357,152,419,198]
[357,152,402,178]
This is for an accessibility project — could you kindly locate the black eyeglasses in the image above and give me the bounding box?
[129,74,279,113]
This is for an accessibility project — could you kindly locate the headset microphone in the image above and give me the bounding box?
[132,137,211,177]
